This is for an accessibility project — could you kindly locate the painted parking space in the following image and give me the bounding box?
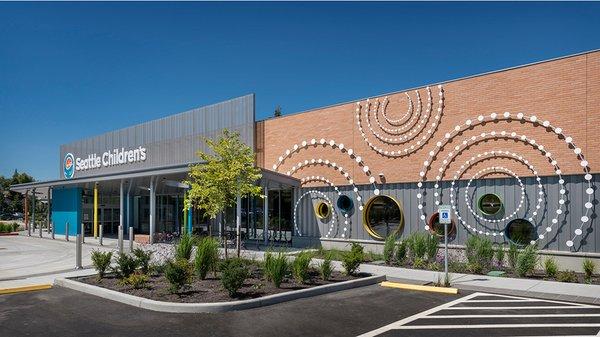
[359,292,600,337]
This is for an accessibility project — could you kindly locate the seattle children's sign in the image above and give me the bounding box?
[63,146,147,179]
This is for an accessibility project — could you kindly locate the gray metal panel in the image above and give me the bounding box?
[59,94,255,180]
[296,174,598,254]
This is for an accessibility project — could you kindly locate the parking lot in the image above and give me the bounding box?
[360,292,600,337]
[2,282,600,337]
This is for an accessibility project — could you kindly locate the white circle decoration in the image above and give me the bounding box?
[293,190,338,238]
[415,112,592,248]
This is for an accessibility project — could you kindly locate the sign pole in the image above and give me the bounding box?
[438,205,451,287]
[444,222,448,285]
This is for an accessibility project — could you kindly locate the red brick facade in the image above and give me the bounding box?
[256,51,600,188]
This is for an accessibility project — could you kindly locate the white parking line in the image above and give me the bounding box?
[357,291,600,337]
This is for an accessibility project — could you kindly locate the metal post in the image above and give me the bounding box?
[75,232,82,269]
[31,189,36,236]
[263,184,268,247]
[24,190,29,234]
[99,224,103,246]
[93,183,98,238]
[236,194,241,257]
[149,177,156,244]
[81,223,85,243]
[48,187,53,239]
[65,221,69,241]
[444,222,449,286]
[129,227,134,252]
[118,180,124,254]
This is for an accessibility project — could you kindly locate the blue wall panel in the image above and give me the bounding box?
[52,187,82,236]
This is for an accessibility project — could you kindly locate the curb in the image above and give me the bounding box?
[380,281,458,294]
[55,274,386,313]
[0,284,52,295]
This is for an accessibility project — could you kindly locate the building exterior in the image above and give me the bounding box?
[11,50,599,259]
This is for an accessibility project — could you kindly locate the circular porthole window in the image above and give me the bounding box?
[478,193,503,215]
[337,195,354,213]
[315,201,331,219]
[505,219,537,245]
[428,212,456,237]
[363,195,404,240]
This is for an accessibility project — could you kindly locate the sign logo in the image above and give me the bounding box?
[64,153,75,179]
[438,205,452,225]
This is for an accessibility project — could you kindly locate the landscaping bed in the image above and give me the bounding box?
[76,264,365,303]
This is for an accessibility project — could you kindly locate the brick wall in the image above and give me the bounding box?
[257,51,600,188]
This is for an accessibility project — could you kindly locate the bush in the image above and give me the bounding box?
[342,243,364,276]
[583,258,596,283]
[319,254,333,281]
[120,272,149,289]
[194,237,220,279]
[91,250,113,279]
[292,251,313,283]
[175,232,194,261]
[465,236,494,274]
[424,234,439,262]
[220,258,249,297]
[495,246,505,268]
[264,252,288,287]
[516,244,538,277]
[112,253,138,279]
[132,248,153,274]
[12,222,20,232]
[508,242,519,270]
[543,257,558,278]
[164,259,193,293]
[263,251,274,281]
[407,232,428,261]
[395,240,407,265]
[557,270,577,283]
[383,234,397,265]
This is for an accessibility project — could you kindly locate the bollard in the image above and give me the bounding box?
[75,233,82,269]
[28,219,31,236]
[99,224,103,246]
[118,225,123,254]
[81,223,85,244]
[129,227,134,253]
[39,221,42,238]
[65,222,69,242]
[51,222,55,239]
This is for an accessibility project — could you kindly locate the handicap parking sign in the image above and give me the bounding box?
[438,205,451,224]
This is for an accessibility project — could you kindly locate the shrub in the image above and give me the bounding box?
[412,257,426,269]
[133,248,153,274]
[292,251,313,283]
[319,254,333,281]
[12,222,20,232]
[557,270,577,283]
[583,258,596,283]
[495,246,505,268]
[164,259,193,293]
[395,240,407,265]
[0,223,7,233]
[265,252,288,287]
[120,272,149,289]
[148,263,165,276]
[465,236,494,273]
[263,251,274,281]
[342,243,364,276]
[543,257,558,278]
[194,237,220,279]
[175,232,194,261]
[91,250,113,279]
[424,234,439,262]
[112,253,138,279]
[516,244,538,277]
[220,258,249,297]
[383,234,397,265]
[407,232,428,261]
[507,242,519,270]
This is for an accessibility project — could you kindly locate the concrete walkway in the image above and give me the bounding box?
[0,233,126,290]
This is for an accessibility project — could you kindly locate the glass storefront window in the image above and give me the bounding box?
[505,219,537,245]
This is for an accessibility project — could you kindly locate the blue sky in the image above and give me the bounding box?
[1,2,599,181]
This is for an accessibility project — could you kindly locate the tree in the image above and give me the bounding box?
[185,129,262,257]
[274,105,282,117]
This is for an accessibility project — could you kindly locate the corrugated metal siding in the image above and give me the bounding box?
[59,95,255,179]
[296,174,598,253]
